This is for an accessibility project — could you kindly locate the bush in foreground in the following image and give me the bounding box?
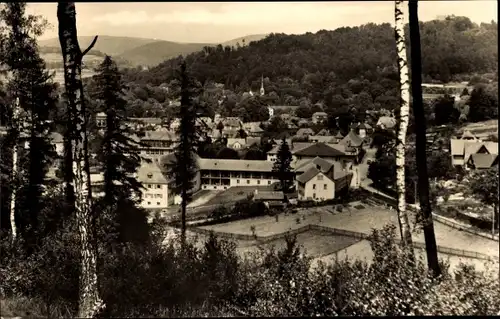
[1,217,499,317]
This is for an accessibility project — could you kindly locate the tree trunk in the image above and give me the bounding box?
[181,188,187,244]
[9,97,20,242]
[408,0,441,277]
[57,3,104,317]
[394,0,413,247]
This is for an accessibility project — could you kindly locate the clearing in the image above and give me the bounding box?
[204,186,274,206]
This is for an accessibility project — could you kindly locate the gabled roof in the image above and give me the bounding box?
[268,141,312,155]
[468,153,498,169]
[198,158,273,172]
[296,128,315,136]
[316,129,330,136]
[246,136,262,147]
[296,166,322,184]
[310,135,337,143]
[294,156,334,173]
[340,130,364,147]
[227,138,246,147]
[137,162,168,184]
[294,142,345,158]
[312,112,328,117]
[142,130,178,141]
[376,116,397,129]
[334,131,344,139]
[461,130,477,140]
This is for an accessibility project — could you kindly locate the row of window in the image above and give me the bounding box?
[146,202,162,206]
[144,193,163,199]
[146,184,162,189]
[312,183,328,190]
[236,179,272,185]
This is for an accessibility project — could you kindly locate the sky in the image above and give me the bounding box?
[28,1,498,43]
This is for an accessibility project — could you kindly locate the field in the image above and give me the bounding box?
[200,204,500,258]
[237,231,360,259]
[203,186,275,206]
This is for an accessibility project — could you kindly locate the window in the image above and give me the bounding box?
[268,181,271,185]
[257,180,260,185]
[157,202,160,205]
[237,179,240,184]
[324,184,327,190]
[313,193,316,199]
[312,184,316,190]
[147,184,152,189]
[247,180,250,184]
[157,184,161,189]
[155,194,163,199]
[147,201,151,205]
[317,175,323,180]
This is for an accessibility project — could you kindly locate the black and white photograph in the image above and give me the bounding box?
[0,1,498,317]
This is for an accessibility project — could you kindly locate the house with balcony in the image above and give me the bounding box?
[139,130,179,159]
[198,158,278,190]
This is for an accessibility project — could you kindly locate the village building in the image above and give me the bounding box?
[311,111,328,124]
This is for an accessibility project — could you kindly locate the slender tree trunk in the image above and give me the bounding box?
[181,188,187,244]
[57,3,104,317]
[9,97,20,242]
[408,0,441,276]
[394,0,413,247]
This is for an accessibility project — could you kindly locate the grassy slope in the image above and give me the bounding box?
[38,35,161,56]
[38,34,269,68]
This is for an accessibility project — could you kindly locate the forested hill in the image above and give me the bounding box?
[124,16,497,95]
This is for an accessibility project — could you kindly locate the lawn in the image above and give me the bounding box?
[204,186,274,206]
[236,231,360,259]
[200,204,499,259]
[311,239,499,275]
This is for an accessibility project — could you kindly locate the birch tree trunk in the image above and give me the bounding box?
[57,3,104,317]
[394,0,413,247]
[9,97,20,242]
[408,0,441,276]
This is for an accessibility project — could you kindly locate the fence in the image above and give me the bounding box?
[187,222,497,262]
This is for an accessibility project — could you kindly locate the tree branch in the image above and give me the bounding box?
[81,35,98,57]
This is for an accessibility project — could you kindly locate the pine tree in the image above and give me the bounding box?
[92,55,142,205]
[272,136,293,196]
[172,61,199,243]
[0,3,58,245]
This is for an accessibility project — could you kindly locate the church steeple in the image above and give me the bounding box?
[260,75,265,96]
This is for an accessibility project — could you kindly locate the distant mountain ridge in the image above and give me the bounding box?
[38,34,269,68]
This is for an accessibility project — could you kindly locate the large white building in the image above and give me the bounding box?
[198,158,279,190]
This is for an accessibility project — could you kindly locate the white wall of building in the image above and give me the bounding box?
[140,182,169,209]
[297,172,335,201]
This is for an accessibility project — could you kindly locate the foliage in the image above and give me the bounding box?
[171,61,200,238]
[90,55,143,205]
[468,166,499,208]
[115,17,497,121]
[467,84,498,122]
[3,210,500,317]
[0,2,58,246]
[272,136,293,193]
[433,94,461,125]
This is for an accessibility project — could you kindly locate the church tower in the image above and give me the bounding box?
[260,75,265,96]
